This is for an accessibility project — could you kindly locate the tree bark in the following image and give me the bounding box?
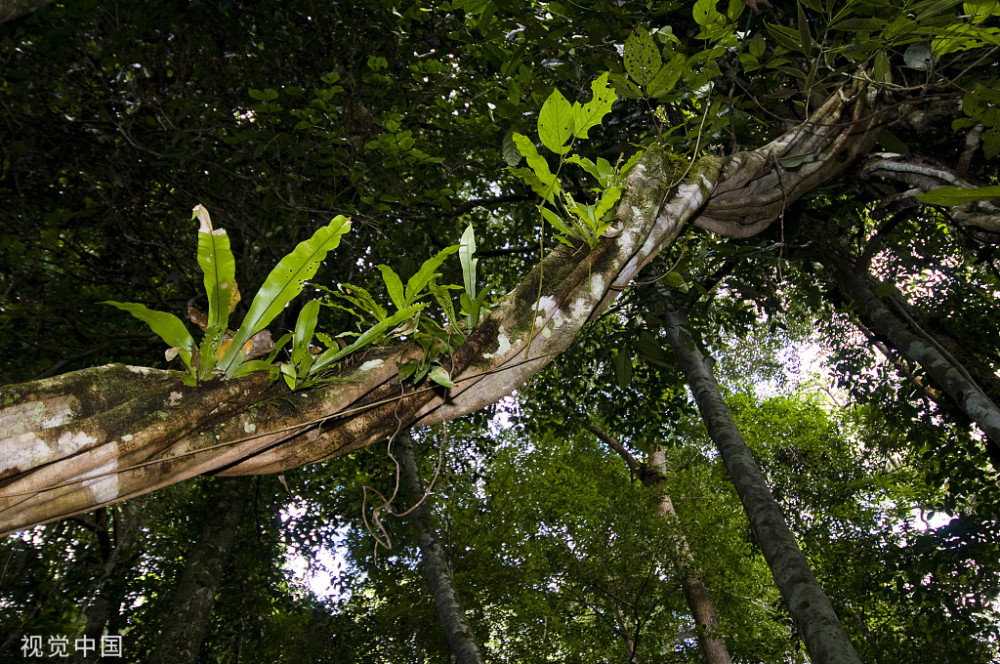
[661,300,862,664]
[566,404,733,664]
[395,431,484,664]
[0,81,892,535]
[648,446,733,664]
[821,247,1000,452]
[148,477,250,664]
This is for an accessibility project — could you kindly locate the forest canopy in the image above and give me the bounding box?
[1,1,999,663]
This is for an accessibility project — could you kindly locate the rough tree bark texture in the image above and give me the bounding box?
[396,431,484,664]
[0,82,889,535]
[149,477,250,664]
[661,301,862,664]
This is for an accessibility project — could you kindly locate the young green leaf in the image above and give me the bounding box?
[459,223,478,301]
[193,204,237,332]
[292,299,321,367]
[219,215,351,376]
[538,88,576,154]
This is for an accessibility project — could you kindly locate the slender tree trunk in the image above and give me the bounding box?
[396,431,484,664]
[149,477,250,664]
[822,248,1000,455]
[648,446,733,664]
[74,501,145,664]
[565,404,733,664]
[661,300,862,664]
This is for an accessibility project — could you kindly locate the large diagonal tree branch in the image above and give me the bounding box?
[1,81,891,535]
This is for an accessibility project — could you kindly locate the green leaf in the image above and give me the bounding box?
[333,284,387,322]
[218,215,351,376]
[310,304,425,373]
[405,245,460,304]
[428,365,455,388]
[512,134,559,202]
[916,185,1000,205]
[566,155,601,182]
[571,73,616,140]
[614,346,633,387]
[797,2,813,55]
[459,223,478,308]
[292,300,320,367]
[378,264,407,310]
[230,359,279,380]
[501,130,521,166]
[105,302,194,371]
[645,55,685,98]
[428,280,464,339]
[873,50,891,83]
[624,29,661,86]
[193,204,237,332]
[538,89,575,154]
[539,205,576,239]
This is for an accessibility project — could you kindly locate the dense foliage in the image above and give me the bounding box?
[2,0,999,662]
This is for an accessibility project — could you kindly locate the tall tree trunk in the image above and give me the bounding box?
[396,431,484,664]
[822,247,1000,456]
[648,446,733,664]
[74,501,145,664]
[660,300,862,664]
[149,477,250,664]
[565,405,733,664]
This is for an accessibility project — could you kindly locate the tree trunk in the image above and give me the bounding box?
[396,431,484,664]
[822,247,1000,452]
[567,405,733,664]
[148,477,250,664]
[660,300,862,664]
[648,446,733,664]
[74,501,146,664]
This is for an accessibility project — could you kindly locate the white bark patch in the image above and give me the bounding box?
[82,460,120,504]
[484,327,512,359]
[536,295,558,316]
[570,297,592,323]
[360,359,384,371]
[125,365,155,375]
[0,430,98,475]
[168,391,183,407]
[0,396,77,440]
[591,274,606,297]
